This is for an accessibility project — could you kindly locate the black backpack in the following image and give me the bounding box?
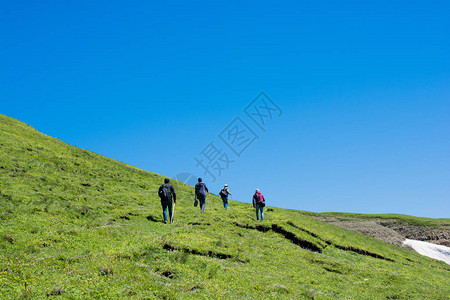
[195,183,207,197]
[160,185,172,200]
[219,188,227,197]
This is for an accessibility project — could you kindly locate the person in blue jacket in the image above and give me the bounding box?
[194,178,209,213]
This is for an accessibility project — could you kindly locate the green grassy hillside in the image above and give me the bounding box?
[1,114,449,299]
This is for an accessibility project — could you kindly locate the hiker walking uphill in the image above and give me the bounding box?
[194,178,209,213]
[158,178,176,223]
[219,184,232,209]
[252,189,265,221]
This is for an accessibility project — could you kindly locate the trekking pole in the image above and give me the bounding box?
[171,202,175,223]
[209,193,211,212]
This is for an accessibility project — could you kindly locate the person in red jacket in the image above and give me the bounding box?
[252,189,265,221]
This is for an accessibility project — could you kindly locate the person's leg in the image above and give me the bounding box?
[167,201,173,222]
[260,206,264,221]
[162,202,168,223]
[200,197,206,213]
[255,204,260,220]
[222,197,228,209]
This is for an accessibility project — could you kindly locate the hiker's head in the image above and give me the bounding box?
[198,178,202,183]
[164,178,170,184]
[256,189,259,193]
[224,184,228,187]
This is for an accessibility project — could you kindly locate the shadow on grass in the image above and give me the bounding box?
[234,221,395,262]
[162,243,248,263]
[234,222,323,253]
[146,215,161,223]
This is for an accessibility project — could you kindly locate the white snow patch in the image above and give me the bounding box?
[403,239,450,265]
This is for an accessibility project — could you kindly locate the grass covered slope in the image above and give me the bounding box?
[1,114,449,299]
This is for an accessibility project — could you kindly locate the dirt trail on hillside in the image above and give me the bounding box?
[314,217,450,247]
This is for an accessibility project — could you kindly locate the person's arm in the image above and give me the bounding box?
[171,185,177,203]
[158,185,162,198]
[205,184,209,194]
[252,194,256,207]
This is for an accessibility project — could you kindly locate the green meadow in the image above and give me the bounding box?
[1,114,449,299]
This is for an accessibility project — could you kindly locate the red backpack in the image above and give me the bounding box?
[254,192,265,207]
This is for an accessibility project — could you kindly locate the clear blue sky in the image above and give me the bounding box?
[1,1,449,217]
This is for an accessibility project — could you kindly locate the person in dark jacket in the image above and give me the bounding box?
[252,189,265,221]
[219,184,232,209]
[158,178,176,223]
[194,178,209,213]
